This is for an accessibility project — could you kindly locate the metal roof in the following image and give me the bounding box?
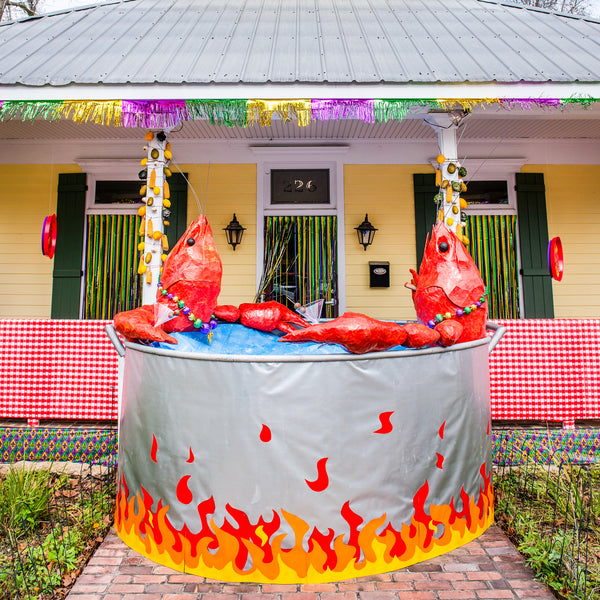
[1,0,600,89]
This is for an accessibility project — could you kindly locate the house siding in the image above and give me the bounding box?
[344,164,432,320]
[0,164,80,318]
[523,164,600,319]
[1,161,599,320]
[179,163,258,307]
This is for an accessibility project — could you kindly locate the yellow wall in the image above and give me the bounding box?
[0,164,80,318]
[523,165,600,318]
[180,163,258,306]
[2,161,598,320]
[344,164,432,320]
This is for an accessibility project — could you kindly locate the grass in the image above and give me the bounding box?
[494,462,600,600]
[0,463,116,600]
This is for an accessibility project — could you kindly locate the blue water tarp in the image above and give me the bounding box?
[153,323,410,355]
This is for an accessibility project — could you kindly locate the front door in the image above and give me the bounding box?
[257,215,338,320]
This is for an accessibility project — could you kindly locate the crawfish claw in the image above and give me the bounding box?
[114,305,178,344]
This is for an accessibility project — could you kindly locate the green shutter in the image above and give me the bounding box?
[515,173,554,318]
[51,173,87,318]
[413,173,438,266]
[166,172,188,249]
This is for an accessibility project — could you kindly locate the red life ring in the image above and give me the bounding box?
[42,214,57,259]
[548,237,563,282]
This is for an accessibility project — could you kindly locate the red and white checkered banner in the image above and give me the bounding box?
[1,319,599,425]
[490,319,600,427]
[0,320,119,421]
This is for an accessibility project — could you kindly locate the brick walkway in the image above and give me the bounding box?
[66,526,554,600]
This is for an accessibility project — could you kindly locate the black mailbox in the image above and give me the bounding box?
[369,261,390,288]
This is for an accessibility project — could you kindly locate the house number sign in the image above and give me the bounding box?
[271,169,330,205]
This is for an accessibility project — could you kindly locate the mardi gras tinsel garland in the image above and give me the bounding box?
[0,97,597,128]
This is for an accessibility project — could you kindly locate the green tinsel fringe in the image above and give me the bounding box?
[0,100,63,121]
[185,99,248,127]
[373,99,435,122]
[562,94,598,108]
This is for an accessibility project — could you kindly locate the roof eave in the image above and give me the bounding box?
[2,81,600,101]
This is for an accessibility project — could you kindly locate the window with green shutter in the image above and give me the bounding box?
[53,172,188,319]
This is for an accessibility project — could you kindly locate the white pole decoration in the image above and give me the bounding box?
[427,113,469,246]
[137,131,173,305]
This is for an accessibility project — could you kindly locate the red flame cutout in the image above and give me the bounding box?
[115,463,494,583]
[305,457,329,492]
[436,453,444,469]
[176,475,193,504]
[487,420,490,436]
[150,433,158,463]
[374,411,394,434]
[439,421,446,439]
[260,424,272,442]
[187,447,195,463]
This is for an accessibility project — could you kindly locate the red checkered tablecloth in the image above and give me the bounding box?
[0,320,120,421]
[490,319,600,427]
[1,319,598,426]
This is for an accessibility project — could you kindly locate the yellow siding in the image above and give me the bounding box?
[179,164,257,306]
[344,164,432,320]
[0,164,80,318]
[522,165,600,318]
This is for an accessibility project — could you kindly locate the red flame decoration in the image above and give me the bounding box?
[176,475,193,504]
[438,421,446,439]
[187,447,195,463]
[374,411,394,434]
[436,453,444,469]
[305,457,329,492]
[115,463,493,583]
[150,434,158,463]
[260,424,272,442]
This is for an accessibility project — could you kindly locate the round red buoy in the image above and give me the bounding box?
[548,237,564,281]
[41,214,57,259]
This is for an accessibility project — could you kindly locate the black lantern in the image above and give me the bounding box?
[355,214,377,250]
[224,214,246,251]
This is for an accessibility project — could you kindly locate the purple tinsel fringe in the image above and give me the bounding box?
[121,100,189,128]
[311,99,375,123]
[499,97,564,110]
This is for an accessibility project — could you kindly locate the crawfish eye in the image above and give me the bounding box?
[187,238,195,246]
[438,241,449,253]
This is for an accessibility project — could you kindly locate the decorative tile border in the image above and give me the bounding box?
[0,426,117,466]
[492,428,600,465]
[2,427,599,467]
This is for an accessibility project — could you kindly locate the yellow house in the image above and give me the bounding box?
[1,0,599,322]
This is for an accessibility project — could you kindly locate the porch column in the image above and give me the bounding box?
[141,133,170,305]
[425,113,464,238]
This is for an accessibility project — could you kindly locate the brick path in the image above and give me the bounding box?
[66,526,554,600]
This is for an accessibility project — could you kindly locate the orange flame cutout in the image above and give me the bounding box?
[150,433,158,463]
[436,453,444,469]
[116,464,493,583]
[374,411,394,434]
[260,424,272,442]
[176,475,193,504]
[305,457,329,492]
[187,447,195,463]
[439,421,446,439]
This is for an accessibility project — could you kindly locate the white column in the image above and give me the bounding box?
[139,132,170,306]
[425,113,466,240]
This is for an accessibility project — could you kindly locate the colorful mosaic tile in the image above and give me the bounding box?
[0,427,117,466]
[1,427,598,467]
[492,429,600,465]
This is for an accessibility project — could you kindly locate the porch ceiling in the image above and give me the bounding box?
[2,108,600,141]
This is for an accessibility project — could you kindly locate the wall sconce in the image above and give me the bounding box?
[224,214,246,251]
[355,214,377,251]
